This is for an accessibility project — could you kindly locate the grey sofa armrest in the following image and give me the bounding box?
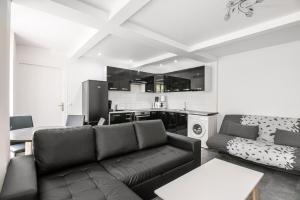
[0,156,38,200]
[167,132,201,165]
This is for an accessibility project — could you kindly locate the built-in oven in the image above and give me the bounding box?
[134,111,151,121]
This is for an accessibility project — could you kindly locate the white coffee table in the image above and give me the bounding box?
[155,158,264,200]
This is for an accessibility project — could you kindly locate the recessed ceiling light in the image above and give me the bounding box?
[128,60,133,63]
[97,52,102,56]
[174,60,178,63]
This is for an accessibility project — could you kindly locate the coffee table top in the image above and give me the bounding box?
[155,158,264,200]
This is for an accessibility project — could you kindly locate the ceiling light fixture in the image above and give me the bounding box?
[97,52,102,56]
[224,0,264,21]
[128,59,133,63]
[174,60,178,63]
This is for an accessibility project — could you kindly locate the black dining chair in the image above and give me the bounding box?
[10,116,34,157]
[66,115,85,127]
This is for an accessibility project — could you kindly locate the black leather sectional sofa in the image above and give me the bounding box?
[1,120,201,200]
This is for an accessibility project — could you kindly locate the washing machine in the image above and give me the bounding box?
[188,114,217,148]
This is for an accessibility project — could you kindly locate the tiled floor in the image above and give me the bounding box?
[201,148,300,200]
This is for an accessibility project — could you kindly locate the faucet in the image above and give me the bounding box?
[183,102,187,111]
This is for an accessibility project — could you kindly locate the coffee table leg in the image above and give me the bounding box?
[252,187,258,200]
[25,142,32,155]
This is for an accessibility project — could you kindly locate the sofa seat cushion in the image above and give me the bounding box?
[100,145,193,187]
[226,137,300,171]
[39,163,142,200]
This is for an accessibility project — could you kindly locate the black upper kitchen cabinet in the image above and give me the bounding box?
[107,66,131,91]
[142,76,155,92]
[166,66,205,92]
[82,80,108,125]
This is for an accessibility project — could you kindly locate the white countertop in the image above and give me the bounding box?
[109,108,218,116]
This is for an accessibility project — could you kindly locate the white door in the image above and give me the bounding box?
[14,63,64,126]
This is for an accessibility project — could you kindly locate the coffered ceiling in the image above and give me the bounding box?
[12,0,300,70]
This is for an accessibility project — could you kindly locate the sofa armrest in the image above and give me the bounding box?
[0,156,38,200]
[167,132,201,165]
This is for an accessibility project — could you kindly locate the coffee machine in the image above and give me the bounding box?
[153,95,167,109]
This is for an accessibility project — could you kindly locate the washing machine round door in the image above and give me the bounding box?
[192,122,206,137]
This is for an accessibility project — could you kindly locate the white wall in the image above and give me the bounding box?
[218,40,300,128]
[0,0,11,191]
[14,46,107,123]
[14,46,67,126]
[66,58,106,114]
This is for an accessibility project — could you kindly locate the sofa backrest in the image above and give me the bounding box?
[134,119,167,149]
[220,115,300,143]
[94,122,138,160]
[33,126,96,175]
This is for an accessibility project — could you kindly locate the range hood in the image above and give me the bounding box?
[130,78,147,85]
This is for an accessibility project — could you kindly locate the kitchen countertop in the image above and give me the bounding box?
[109,109,218,116]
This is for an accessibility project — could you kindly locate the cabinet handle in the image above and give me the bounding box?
[183,89,190,91]
[122,88,128,91]
[112,114,121,117]
[110,87,118,90]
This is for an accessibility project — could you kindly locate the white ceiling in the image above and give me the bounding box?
[79,0,130,14]
[12,3,97,56]
[140,57,205,74]
[128,0,300,46]
[85,35,165,63]
[11,0,300,71]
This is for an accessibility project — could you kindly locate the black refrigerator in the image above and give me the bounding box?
[82,80,108,125]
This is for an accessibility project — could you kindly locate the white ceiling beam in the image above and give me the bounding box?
[51,0,107,24]
[13,0,104,29]
[109,0,151,24]
[132,53,176,68]
[114,25,216,63]
[14,0,216,63]
[71,0,152,59]
[190,11,300,52]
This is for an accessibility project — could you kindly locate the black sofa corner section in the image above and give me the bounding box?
[1,120,201,200]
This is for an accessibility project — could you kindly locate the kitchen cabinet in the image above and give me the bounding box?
[167,66,205,91]
[176,113,188,136]
[150,111,187,136]
[166,112,177,132]
[109,112,134,124]
[107,66,208,93]
[107,67,131,91]
[142,76,155,93]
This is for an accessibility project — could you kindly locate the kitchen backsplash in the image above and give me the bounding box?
[108,84,153,110]
[108,84,218,112]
